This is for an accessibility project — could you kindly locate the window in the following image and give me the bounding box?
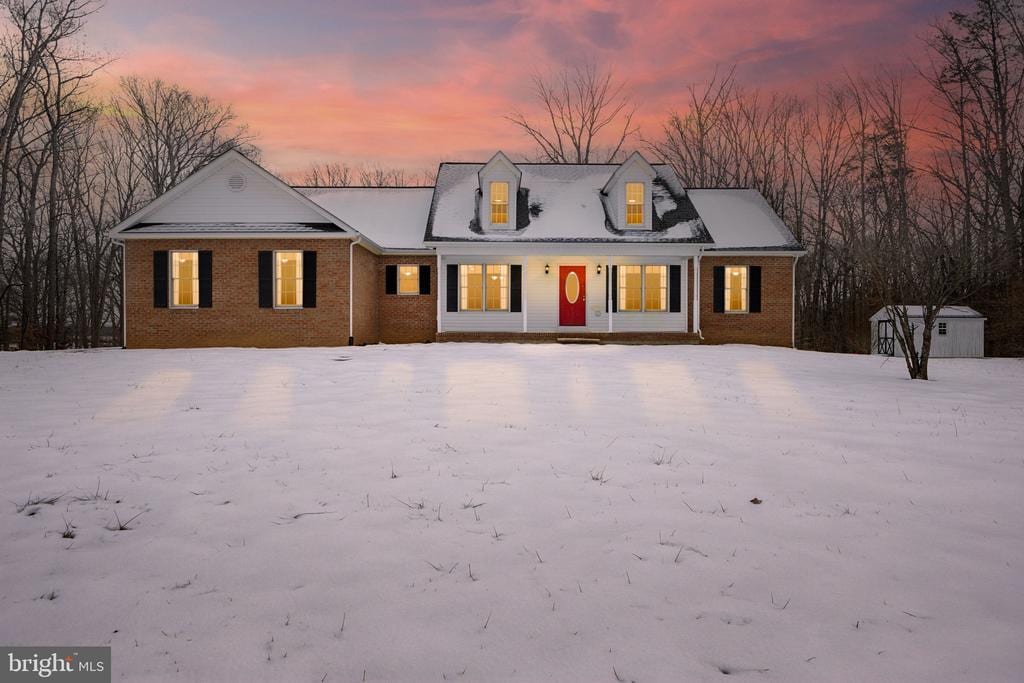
[724,266,748,312]
[485,264,509,311]
[644,265,667,311]
[625,182,644,225]
[398,265,420,295]
[171,251,199,307]
[938,322,947,335]
[459,264,508,311]
[619,265,643,311]
[275,251,303,307]
[460,264,483,311]
[490,181,509,225]
[618,265,666,312]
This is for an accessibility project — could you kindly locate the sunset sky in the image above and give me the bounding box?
[86,0,960,176]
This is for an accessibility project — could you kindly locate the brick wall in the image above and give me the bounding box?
[124,239,350,348]
[698,255,796,347]
[351,244,380,345]
[378,256,437,343]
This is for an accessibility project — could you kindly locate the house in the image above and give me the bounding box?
[110,150,805,348]
[870,306,985,358]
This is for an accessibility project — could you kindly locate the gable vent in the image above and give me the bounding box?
[227,173,247,192]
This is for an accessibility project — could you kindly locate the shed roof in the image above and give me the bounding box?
[870,306,985,320]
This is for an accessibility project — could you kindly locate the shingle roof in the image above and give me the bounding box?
[124,222,344,234]
[298,187,433,250]
[870,306,985,320]
[687,189,801,251]
[424,163,712,243]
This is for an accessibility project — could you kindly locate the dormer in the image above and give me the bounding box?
[478,151,521,231]
[602,151,657,230]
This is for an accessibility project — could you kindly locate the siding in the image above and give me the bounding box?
[147,159,326,224]
[872,316,984,358]
[438,255,689,333]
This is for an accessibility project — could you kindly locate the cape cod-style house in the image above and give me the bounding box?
[110,150,804,348]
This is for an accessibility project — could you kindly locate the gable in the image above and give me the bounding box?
[146,158,327,224]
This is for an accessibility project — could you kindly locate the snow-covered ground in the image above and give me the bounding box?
[1,344,1022,682]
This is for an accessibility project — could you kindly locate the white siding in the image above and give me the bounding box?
[147,159,326,224]
[871,316,984,358]
[439,254,689,334]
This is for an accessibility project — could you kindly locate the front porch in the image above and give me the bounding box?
[436,252,702,338]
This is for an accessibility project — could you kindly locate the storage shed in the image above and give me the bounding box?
[870,306,985,358]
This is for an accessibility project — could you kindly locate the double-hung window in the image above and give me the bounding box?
[171,251,199,308]
[459,264,509,311]
[619,265,666,312]
[724,266,748,312]
[490,182,509,225]
[625,182,644,226]
[276,251,303,308]
[398,265,420,295]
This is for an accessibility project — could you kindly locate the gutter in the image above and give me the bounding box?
[349,236,362,345]
[121,242,127,349]
[694,249,704,341]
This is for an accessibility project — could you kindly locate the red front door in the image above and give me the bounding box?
[559,266,586,326]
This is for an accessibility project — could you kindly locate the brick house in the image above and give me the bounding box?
[111,150,804,348]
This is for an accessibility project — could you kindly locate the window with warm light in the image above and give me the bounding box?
[398,265,420,294]
[485,264,509,311]
[275,251,303,307]
[490,181,509,225]
[724,266,747,312]
[619,265,643,311]
[644,265,667,311]
[460,264,483,311]
[171,251,199,307]
[625,182,644,225]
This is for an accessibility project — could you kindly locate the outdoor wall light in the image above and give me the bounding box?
[596,263,602,275]
[544,264,550,275]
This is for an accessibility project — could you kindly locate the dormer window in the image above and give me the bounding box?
[625,182,644,225]
[490,181,509,225]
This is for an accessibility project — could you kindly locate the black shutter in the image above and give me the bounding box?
[153,250,168,308]
[385,265,398,294]
[258,251,273,308]
[669,264,681,313]
[446,264,458,312]
[610,265,618,312]
[749,265,762,313]
[419,265,431,295]
[303,251,317,308]
[198,250,213,308]
[510,264,522,312]
[712,266,725,313]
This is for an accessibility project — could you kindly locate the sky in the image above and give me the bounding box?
[84,0,962,177]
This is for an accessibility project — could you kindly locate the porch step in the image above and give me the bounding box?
[556,337,603,345]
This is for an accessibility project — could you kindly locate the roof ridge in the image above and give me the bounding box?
[293,185,434,190]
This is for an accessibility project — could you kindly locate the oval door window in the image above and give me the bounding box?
[564,271,580,304]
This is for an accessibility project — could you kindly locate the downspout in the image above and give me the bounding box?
[120,241,127,349]
[349,236,362,346]
[694,249,704,341]
[791,254,801,349]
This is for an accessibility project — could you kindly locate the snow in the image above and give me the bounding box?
[1,345,1022,682]
[299,187,434,250]
[688,189,801,250]
[428,163,705,242]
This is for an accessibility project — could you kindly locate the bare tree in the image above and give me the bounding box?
[507,63,636,163]
[292,160,434,187]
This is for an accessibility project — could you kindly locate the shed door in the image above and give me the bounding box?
[878,320,894,356]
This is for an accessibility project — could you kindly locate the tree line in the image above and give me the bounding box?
[2,0,1021,369]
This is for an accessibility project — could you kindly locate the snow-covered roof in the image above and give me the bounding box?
[425,163,710,243]
[687,189,801,251]
[298,187,433,250]
[124,222,343,234]
[870,306,985,320]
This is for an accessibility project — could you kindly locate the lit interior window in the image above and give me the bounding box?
[644,265,667,311]
[725,266,747,312]
[171,251,199,307]
[490,181,509,225]
[619,265,642,311]
[398,265,420,294]
[276,251,303,307]
[486,264,509,310]
[625,182,644,225]
[460,264,483,311]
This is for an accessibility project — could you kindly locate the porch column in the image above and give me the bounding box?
[607,257,613,333]
[693,254,701,335]
[436,253,443,335]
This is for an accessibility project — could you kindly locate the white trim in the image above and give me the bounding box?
[693,252,702,337]
[121,243,127,349]
[722,265,749,314]
[522,257,528,333]
[433,242,709,257]
[396,264,421,296]
[436,253,443,336]
[608,258,614,333]
[168,250,200,309]
[272,250,304,309]
[704,250,806,256]
[615,264,669,313]
[115,232,354,241]
[791,254,801,348]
